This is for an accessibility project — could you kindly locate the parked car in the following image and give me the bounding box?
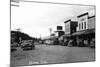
[44,40,53,45]
[21,40,35,50]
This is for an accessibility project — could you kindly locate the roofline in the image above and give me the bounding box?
[88,15,95,19]
[64,20,77,23]
[71,21,78,23]
[64,19,71,23]
[77,12,88,18]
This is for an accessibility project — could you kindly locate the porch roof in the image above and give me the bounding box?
[72,29,95,36]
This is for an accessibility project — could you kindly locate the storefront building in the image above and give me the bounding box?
[72,12,95,47]
[59,19,77,46]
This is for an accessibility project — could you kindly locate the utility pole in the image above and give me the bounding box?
[49,28,52,36]
[40,34,42,40]
[15,27,22,45]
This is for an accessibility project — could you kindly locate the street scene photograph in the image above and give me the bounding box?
[10,0,95,67]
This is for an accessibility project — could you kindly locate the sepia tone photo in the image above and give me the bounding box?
[10,0,95,67]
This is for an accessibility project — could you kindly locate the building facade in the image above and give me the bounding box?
[60,12,95,47]
[76,12,95,31]
[77,12,88,31]
[88,16,95,29]
[72,12,95,47]
[58,19,77,46]
[55,26,65,37]
[64,19,77,35]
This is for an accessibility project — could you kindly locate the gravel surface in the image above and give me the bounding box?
[11,45,95,67]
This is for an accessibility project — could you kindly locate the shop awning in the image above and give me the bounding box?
[72,29,95,36]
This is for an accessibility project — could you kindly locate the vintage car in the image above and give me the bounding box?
[21,40,35,50]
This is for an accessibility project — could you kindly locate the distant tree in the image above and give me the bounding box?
[11,31,37,43]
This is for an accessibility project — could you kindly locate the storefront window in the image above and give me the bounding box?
[82,22,83,30]
[79,23,81,30]
[84,22,86,29]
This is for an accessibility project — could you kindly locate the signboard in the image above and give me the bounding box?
[57,26,62,31]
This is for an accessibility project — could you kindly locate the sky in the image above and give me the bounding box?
[11,1,95,38]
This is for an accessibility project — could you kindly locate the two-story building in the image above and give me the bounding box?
[64,19,78,35]
[54,26,65,37]
[72,12,95,47]
[58,19,77,46]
